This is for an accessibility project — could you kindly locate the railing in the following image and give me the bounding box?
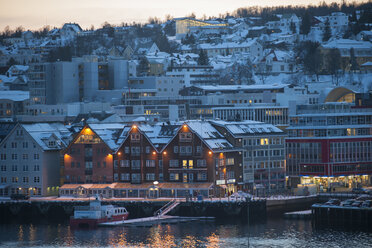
[153,199,179,217]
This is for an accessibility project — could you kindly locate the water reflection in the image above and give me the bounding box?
[0,220,371,248]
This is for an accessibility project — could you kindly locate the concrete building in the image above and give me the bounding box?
[212,120,286,192]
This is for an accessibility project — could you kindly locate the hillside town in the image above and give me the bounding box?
[0,2,371,199]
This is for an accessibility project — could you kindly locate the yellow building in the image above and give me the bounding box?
[175,17,228,39]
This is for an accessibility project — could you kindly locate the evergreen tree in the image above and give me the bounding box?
[300,11,311,35]
[198,50,209,65]
[290,21,297,34]
[349,48,359,71]
[6,57,18,67]
[154,32,171,53]
[323,19,332,42]
[326,48,342,85]
[138,56,149,76]
[302,42,322,78]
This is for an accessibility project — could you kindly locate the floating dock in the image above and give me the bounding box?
[284,210,312,220]
[98,215,215,227]
[312,204,372,228]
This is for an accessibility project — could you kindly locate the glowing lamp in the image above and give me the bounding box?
[183,125,187,128]
[118,152,122,156]
[163,151,167,155]
[133,125,137,129]
[152,151,156,155]
[208,151,212,155]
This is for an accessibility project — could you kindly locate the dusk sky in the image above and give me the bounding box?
[0,0,363,30]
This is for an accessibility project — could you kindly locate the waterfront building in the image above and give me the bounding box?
[211,120,286,192]
[286,102,372,189]
[0,123,72,197]
[63,124,125,184]
[0,91,29,120]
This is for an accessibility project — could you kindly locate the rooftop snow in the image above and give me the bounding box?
[0,91,29,101]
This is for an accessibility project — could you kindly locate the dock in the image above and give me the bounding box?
[98,215,215,227]
[284,210,312,220]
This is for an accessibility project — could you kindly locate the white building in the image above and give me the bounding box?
[0,123,72,197]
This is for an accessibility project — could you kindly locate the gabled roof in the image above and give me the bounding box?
[22,123,73,150]
[86,123,125,151]
[185,120,236,151]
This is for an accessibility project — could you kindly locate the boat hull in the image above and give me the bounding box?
[70,213,129,229]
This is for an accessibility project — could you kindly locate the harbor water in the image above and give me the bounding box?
[0,218,371,248]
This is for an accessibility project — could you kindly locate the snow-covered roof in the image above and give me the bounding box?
[322,39,372,50]
[185,120,235,151]
[211,120,283,137]
[193,83,288,91]
[22,123,72,150]
[199,39,258,50]
[0,90,29,101]
[88,123,125,150]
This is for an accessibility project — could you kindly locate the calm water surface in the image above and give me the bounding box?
[0,219,371,248]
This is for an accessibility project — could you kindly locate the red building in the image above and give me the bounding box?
[286,103,372,189]
[63,124,124,184]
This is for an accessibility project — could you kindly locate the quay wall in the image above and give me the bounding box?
[0,200,266,224]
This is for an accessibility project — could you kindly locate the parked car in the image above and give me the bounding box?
[356,194,372,201]
[351,201,363,207]
[340,199,355,207]
[10,194,29,200]
[324,198,341,206]
[230,191,252,201]
[361,200,372,208]
[352,188,365,194]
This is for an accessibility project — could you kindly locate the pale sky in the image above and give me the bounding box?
[0,0,362,31]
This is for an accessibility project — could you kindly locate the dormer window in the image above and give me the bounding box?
[48,141,56,147]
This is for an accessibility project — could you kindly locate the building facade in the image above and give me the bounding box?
[286,103,372,189]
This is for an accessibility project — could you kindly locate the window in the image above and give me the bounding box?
[22,142,28,148]
[197,159,206,167]
[103,162,106,168]
[0,165,6,171]
[34,177,40,183]
[183,160,187,169]
[114,160,118,169]
[114,173,118,181]
[0,154,6,160]
[22,154,28,160]
[179,132,192,141]
[146,173,155,181]
[146,160,155,167]
[71,162,75,168]
[131,173,141,183]
[131,147,140,155]
[23,177,28,183]
[12,165,17,171]
[131,133,140,141]
[196,146,202,154]
[170,173,179,181]
[11,142,17,148]
[226,158,235,165]
[124,147,130,154]
[170,160,179,167]
[174,146,179,153]
[12,177,18,183]
[189,160,193,169]
[1,177,6,183]
[34,154,39,160]
[146,146,150,154]
[12,154,17,160]
[121,173,130,181]
[121,160,129,167]
[131,160,140,170]
[34,165,40,171]
[260,138,269,145]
